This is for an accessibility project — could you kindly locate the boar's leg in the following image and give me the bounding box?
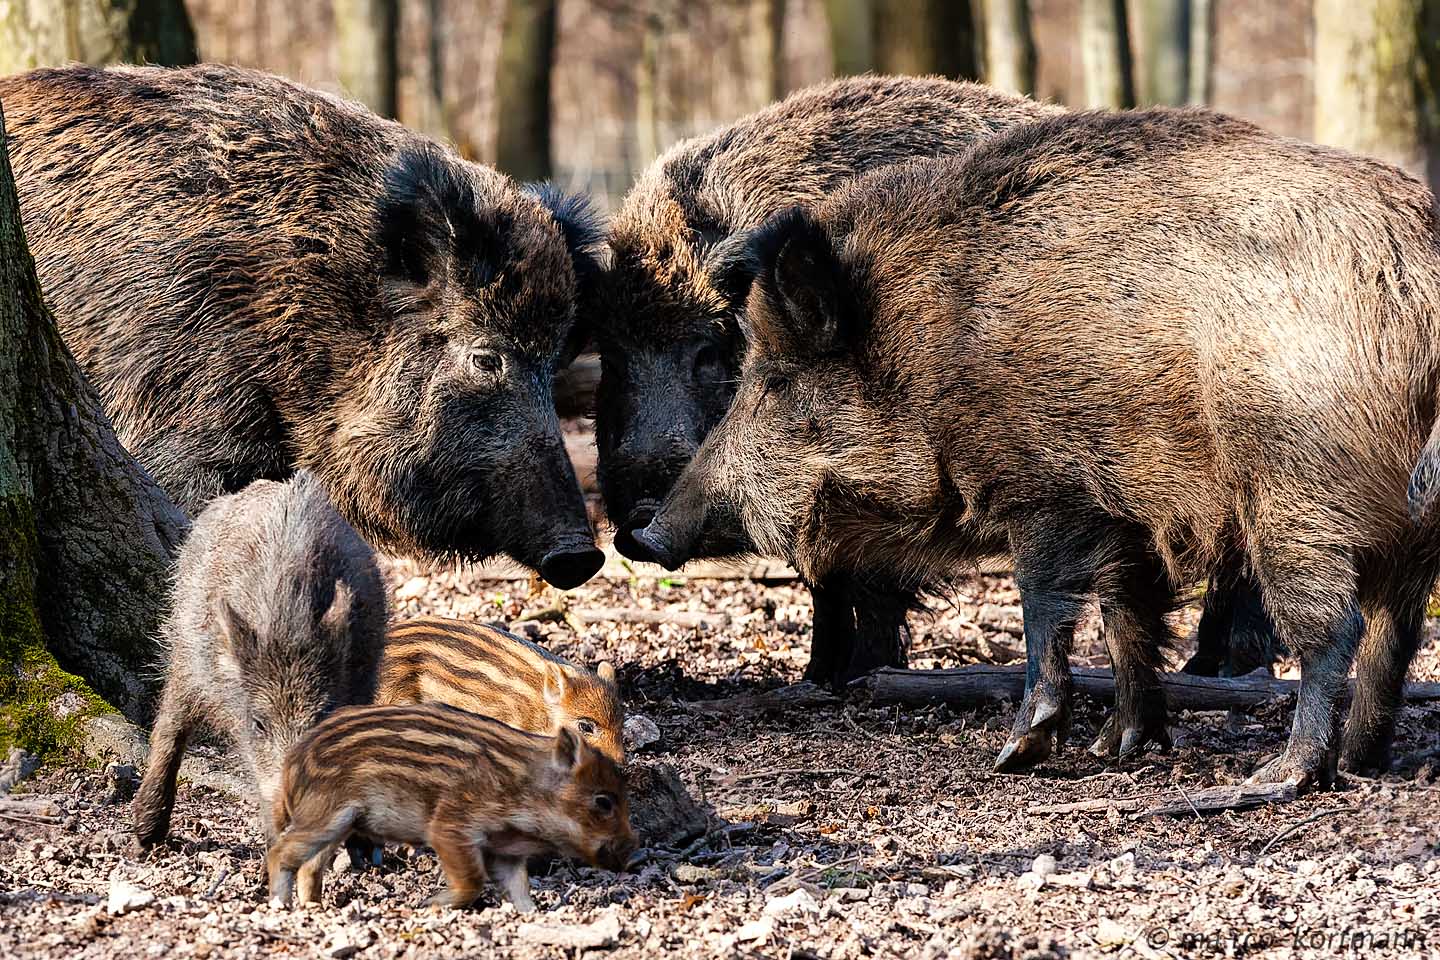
[132,679,196,847]
[425,812,488,909]
[1089,549,1174,759]
[1184,561,1279,678]
[265,804,361,908]
[486,853,537,913]
[847,583,912,679]
[1341,565,1434,773]
[803,577,855,689]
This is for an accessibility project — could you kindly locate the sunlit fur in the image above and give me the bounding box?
[377,616,625,763]
[0,64,603,570]
[267,704,635,910]
[656,108,1440,785]
[132,472,387,847]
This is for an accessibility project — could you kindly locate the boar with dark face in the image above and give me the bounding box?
[594,75,1062,684]
[0,64,603,587]
[636,109,1440,788]
[133,472,387,847]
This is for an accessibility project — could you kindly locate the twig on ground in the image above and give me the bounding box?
[1257,807,1359,858]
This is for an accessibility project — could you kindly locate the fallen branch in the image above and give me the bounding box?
[683,682,840,717]
[1257,806,1358,857]
[1027,782,1297,819]
[859,665,1440,712]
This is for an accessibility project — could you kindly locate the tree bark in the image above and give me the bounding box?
[1079,0,1135,108]
[0,104,188,750]
[1314,0,1433,185]
[496,0,557,181]
[0,0,196,73]
[824,0,874,76]
[859,665,1440,711]
[981,0,1036,95]
[333,0,400,118]
[1132,0,1189,106]
[873,0,978,80]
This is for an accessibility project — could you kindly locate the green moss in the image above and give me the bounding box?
[0,492,107,758]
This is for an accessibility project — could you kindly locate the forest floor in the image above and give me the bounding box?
[4,555,1438,960]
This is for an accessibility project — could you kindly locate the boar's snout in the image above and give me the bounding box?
[540,541,606,590]
[628,519,690,570]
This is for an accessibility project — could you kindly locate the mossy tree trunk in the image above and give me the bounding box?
[873,0,978,79]
[0,104,188,753]
[1314,0,1438,187]
[333,0,399,118]
[496,0,556,181]
[981,0,1036,95]
[0,0,197,73]
[824,0,874,76]
[1079,0,1134,107]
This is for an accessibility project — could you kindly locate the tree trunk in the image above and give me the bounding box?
[635,2,665,166]
[873,0,978,80]
[1187,0,1213,104]
[1314,0,1432,185]
[824,0,874,76]
[0,0,196,73]
[746,0,788,107]
[333,0,400,118]
[0,105,188,752]
[1079,0,1135,108]
[496,0,557,181]
[981,0,1036,95]
[1132,0,1189,105]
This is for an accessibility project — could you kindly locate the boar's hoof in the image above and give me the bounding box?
[424,889,479,910]
[1338,728,1393,776]
[1087,712,1172,760]
[993,679,1072,773]
[539,546,605,590]
[1246,744,1336,793]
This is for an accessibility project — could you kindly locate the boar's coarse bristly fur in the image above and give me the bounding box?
[267,704,635,911]
[378,616,625,761]
[0,64,605,587]
[640,108,1440,788]
[132,472,387,848]
[594,75,1063,686]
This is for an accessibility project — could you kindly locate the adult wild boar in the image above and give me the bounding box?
[596,75,1058,684]
[0,64,604,587]
[634,108,1440,787]
[598,74,1274,687]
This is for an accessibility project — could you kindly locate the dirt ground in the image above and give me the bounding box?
[3,548,1438,960]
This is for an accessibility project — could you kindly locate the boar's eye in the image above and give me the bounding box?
[761,374,792,399]
[467,349,504,379]
[251,715,269,737]
[693,343,724,383]
[576,718,599,736]
[593,793,617,817]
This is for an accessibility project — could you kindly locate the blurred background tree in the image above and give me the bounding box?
[0,0,196,73]
[982,0,1037,95]
[334,0,399,117]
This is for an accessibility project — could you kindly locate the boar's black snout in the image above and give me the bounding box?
[628,522,685,570]
[540,544,605,589]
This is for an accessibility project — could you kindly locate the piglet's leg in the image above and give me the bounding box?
[425,813,487,909]
[296,841,339,904]
[488,854,537,913]
[266,804,360,908]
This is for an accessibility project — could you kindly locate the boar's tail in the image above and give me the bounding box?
[1408,414,1440,523]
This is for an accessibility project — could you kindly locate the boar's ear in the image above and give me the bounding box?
[379,144,505,289]
[215,599,256,654]
[552,725,582,772]
[702,227,765,309]
[543,661,567,706]
[527,183,607,362]
[597,661,617,686]
[319,580,354,636]
[749,206,847,354]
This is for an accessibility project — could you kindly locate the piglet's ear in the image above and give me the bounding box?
[748,206,847,355]
[379,144,505,289]
[543,661,567,706]
[596,661,617,685]
[552,725,582,773]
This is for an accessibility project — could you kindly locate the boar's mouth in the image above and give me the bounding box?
[611,499,662,561]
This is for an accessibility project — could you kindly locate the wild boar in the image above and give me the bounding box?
[0,64,604,588]
[591,73,1270,685]
[267,703,635,910]
[632,108,1440,787]
[132,472,387,847]
[377,616,625,761]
